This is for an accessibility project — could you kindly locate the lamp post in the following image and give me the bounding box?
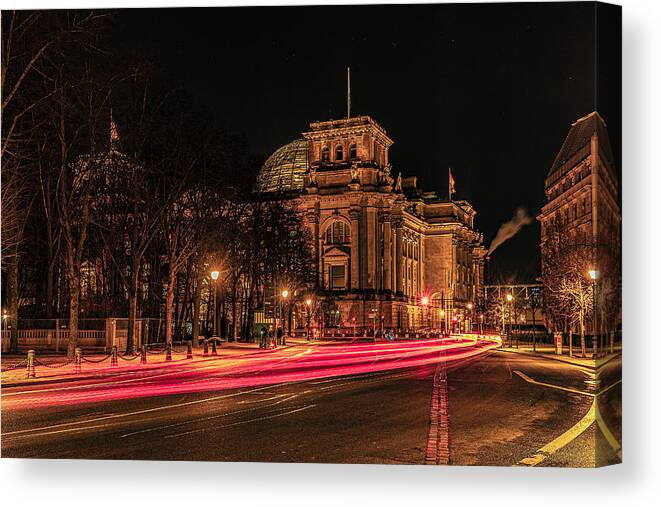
[351,315,356,340]
[506,293,513,347]
[305,298,313,341]
[479,313,484,336]
[440,309,446,336]
[421,296,429,335]
[467,302,473,333]
[281,289,289,345]
[2,310,8,333]
[589,269,599,359]
[210,270,220,341]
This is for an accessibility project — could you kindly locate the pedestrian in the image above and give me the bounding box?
[260,325,267,348]
[268,326,275,349]
[277,326,283,346]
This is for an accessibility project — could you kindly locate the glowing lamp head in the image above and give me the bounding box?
[589,269,599,280]
[440,310,445,317]
[306,298,312,307]
[210,270,219,280]
[281,289,289,298]
[467,303,473,310]
[421,296,429,306]
[506,294,513,302]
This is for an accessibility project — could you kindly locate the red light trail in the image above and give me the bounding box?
[3,335,500,409]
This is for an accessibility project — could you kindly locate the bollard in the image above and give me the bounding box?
[211,339,218,356]
[186,340,193,359]
[140,346,147,365]
[27,350,36,379]
[165,342,172,361]
[203,340,209,357]
[74,347,82,373]
[111,345,118,367]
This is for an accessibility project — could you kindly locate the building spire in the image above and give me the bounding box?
[347,66,351,119]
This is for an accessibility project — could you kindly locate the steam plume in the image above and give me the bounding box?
[487,207,533,255]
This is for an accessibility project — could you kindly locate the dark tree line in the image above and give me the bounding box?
[1,10,315,356]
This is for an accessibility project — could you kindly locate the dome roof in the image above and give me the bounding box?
[254,139,309,194]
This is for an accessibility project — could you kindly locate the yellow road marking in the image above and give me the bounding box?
[515,399,596,467]
[595,401,622,460]
[513,370,595,397]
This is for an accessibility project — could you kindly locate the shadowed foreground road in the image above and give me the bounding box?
[1,337,621,466]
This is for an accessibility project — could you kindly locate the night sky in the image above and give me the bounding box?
[110,2,621,283]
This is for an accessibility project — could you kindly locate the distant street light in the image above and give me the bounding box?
[467,302,473,333]
[305,297,313,341]
[281,289,289,345]
[210,270,220,339]
[589,269,599,358]
[421,296,430,332]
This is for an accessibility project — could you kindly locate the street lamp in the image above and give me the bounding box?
[467,302,473,333]
[281,289,289,345]
[2,310,8,333]
[440,309,446,336]
[589,269,599,358]
[421,296,429,334]
[505,294,514,347]
[305,298,313,341]
[210,270,220,340]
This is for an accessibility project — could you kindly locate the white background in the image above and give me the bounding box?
[1,0,659,505]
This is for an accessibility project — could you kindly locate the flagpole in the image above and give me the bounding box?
[448,167,452,201]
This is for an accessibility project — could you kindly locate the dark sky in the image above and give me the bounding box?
[111,2,621,283]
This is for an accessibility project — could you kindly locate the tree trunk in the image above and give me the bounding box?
[126,267,139,354]
[7,256,20,354]
[579,315,586,358]
[67,272,80,358]
[191,267,202,346]
[164,277,175,345]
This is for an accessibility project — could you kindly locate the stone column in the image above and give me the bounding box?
[307,208,321,287]
[349,207,360,290]
[394,217,403,295]
[382,214,392,292]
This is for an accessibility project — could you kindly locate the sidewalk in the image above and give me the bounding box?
[497,343,621,369]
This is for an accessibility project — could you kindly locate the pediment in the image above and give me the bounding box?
[324,246,350,258]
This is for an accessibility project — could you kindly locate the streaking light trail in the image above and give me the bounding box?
[3,335,500,409]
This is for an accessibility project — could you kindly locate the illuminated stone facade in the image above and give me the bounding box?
[256,115,486,330]
[539,112,621,273]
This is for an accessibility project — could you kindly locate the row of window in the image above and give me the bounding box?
[321,144,358,162]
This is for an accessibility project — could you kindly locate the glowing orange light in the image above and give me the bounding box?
[421,296,429,306]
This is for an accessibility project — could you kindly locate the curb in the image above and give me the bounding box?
[496,347,621,370]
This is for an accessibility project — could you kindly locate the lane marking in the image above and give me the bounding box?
[515,399,596,467]
[597,379,622,397]
[513,370,594,397]
[1,383,287,437]
[163,404,316,438]
[120,394,300,438]
[595,401,622,460]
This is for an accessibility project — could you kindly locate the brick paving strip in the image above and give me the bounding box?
[425,363,450,465]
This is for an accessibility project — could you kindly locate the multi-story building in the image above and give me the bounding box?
[540,111,620,251]
[539,111,621,332]
[254,114,486,331]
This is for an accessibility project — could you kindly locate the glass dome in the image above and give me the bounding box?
[254,139,309,194]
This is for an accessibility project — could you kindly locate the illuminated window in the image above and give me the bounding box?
[330,265,345,290]
[325,221,350,244]
[321,146,329,162]
[335,145,343,161]
[349,144,357,159]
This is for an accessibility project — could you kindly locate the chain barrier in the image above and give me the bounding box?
[81,354,112,364]
[33,357,74,368]
[1,360,28,372]
[118,354,140,361]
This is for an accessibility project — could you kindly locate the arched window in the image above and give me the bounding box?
[335,145,343,161]
[321,146,330,162]
[325,220,350,244]
[349,144,357,159]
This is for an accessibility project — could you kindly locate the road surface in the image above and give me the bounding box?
[1,336,621,466]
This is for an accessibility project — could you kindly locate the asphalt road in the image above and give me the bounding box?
[0,338,621,467]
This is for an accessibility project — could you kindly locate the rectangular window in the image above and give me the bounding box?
[330,265,345,290]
